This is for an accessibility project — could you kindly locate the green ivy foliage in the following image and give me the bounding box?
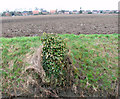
[41,33,68,86]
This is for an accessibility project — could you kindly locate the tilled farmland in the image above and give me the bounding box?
[2,14,118,37]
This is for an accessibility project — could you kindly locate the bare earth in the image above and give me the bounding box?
[2,14,118,37]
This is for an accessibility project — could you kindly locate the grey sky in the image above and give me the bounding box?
[0,0,119,12]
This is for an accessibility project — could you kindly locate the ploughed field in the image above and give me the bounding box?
[2,14,118,37]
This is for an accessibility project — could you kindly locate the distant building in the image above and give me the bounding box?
[58,10,66,14]
[14,11,22,16]
[33,10,39,15]
[98,10,104,14]
[50,10,56,14]
[22,11,28,16]
[72,10,78,14]
[92,10,98,14]
[64,10,69,14]
[1,9,118,17]
[81,10,85,14]
[104,10,110,14]
[5,12,11,16]
[69,11,72,14]
[116,10,120,14]
[41,10,48,15]
[85,10,92,14]
[28,11,33,15]
[110,10,118,14]
[10,12,15,16]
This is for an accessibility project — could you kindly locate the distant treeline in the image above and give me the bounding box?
[1,9,119,16]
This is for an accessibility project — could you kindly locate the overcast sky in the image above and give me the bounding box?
[0,0,119,12]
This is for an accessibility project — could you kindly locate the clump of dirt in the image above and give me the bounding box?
[21,45,59,97]
[12,44,81,98]
[24,45,46,83]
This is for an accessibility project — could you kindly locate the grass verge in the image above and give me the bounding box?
[0,33,118,97]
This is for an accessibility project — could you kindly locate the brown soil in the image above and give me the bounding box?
[2,14,118,37]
